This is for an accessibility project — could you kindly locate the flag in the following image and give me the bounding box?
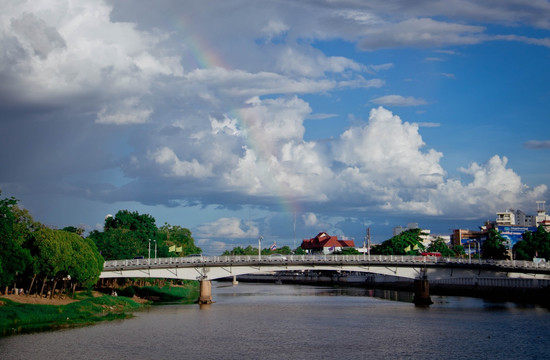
[404,245,411,252]
[169,245,176,252]
[176,246,183,253]
[270,242,277,251]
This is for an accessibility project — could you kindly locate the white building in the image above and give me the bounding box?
[496,201,550,230]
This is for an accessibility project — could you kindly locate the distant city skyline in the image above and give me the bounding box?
[1,0,549,254]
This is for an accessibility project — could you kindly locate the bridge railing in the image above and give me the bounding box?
[103,254,550,271]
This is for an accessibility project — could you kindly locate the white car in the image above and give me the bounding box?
[268,254,287,261]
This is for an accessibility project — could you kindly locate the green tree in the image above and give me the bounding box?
[90,210,160,260]
[294,247,306,255]
[0,193,34,292]
[66,231,103,296]
[157,223,201,257]
[371,228,426,255]
[426,237,455,257]
[27,228,73,297]
[222,245,258,256]
[453,244,466,257]
[513,226,550,260]
[332,247,360,255]
[105,210,157,239]
[481,228,509,260]
[62,226,85,236]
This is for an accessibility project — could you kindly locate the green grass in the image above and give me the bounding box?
[0,292,147,337]
[117,282,200,304]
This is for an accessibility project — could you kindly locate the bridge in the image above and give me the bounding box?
[100,254,550,305]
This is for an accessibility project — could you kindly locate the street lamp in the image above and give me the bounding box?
[148,239,151,264]
[258,235,263,260]
[154,239,157,262]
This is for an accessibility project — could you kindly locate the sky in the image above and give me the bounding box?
[1,0,549,255]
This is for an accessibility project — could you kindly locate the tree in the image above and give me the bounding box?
[426,237,455,257]
[513,226,550,260]
[222,246,258,256]
[157,223,201,257]
[371,228,426,255]
[66,232,104,296]
[481,228,509,260]
[90,210,160,260]
[453,245,466,257]
[62,226,85,236]
[0,192,34,292]
[27,228,73,297]
[333,247,360,255]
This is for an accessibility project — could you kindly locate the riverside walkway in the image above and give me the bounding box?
[100,255,550,304]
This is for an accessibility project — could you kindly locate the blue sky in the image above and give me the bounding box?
[1,0,549,254]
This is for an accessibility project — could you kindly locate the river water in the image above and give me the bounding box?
[1,282,550,359]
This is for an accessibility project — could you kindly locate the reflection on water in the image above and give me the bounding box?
[1,282,550,360]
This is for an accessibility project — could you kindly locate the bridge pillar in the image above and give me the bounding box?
[413,279,433,306]
[198,279,213,304]
[232,275,239,285]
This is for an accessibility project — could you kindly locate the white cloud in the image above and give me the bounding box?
[371,95,428,107]
[150,147,213,178]
[96,97,153,124]
[432,156,548,216]
[302,212,318,227]
[195,217,259,239]
[358,18,485,50]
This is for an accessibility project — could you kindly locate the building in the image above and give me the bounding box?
[300,232,355,255]
[496,201,550,229]
[452,229,487,256]
[392,222,441,248]
[536,201,550,231]
[496,209,536,227]
[493,201,550,248]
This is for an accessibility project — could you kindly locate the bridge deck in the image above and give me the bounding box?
[100,255,550,281]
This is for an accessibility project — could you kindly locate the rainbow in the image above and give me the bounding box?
[177,17,301,217]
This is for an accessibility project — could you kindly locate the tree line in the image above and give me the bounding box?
[0,191,201,297]
[221,226,550,261]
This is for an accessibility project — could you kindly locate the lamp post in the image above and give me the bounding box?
[154,239,157,262]
[258,235,263,260]
[148,239,151,264]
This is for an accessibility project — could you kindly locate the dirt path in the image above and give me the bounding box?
[0,294,78,305]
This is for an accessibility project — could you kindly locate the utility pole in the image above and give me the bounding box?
[258,235,263,260]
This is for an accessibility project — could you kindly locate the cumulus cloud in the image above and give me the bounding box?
[195,217,259,239]
[1,0,548,252]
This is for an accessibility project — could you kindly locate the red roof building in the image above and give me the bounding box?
[300,232,355,254]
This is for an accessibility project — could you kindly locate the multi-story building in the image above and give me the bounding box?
[496,209,536,227]
[451,229,487,255]
[536,201,550,231]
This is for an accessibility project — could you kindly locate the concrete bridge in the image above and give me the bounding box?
[100,254,550,305]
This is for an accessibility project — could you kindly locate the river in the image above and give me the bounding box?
[1,282,550,359]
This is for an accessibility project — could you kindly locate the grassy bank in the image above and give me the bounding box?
[0,291,146,336]
[0,283,199,337]
[115,282,200,303]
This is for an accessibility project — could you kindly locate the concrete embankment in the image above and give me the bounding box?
[224,271,550,306]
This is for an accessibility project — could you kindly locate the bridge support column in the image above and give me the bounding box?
[232,275,239,285]
[198,279,213,304]
[413,279,433,306]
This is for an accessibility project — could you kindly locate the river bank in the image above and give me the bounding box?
[0,283,199,337]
